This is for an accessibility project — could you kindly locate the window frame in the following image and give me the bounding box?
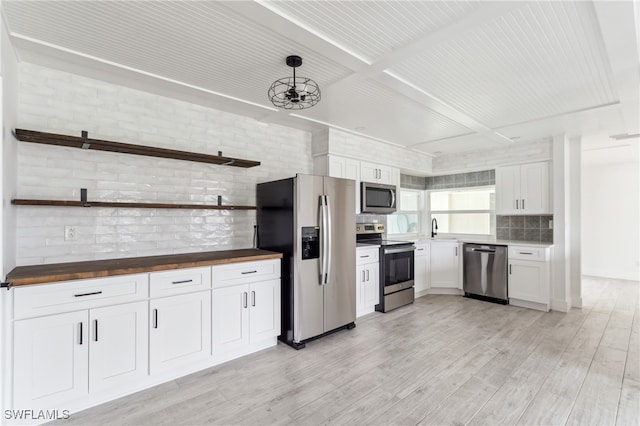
[427,185,496,238]
[386,188,425,236]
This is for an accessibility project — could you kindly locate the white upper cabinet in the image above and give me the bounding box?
[360,161,396,186]
[496,161,550,215]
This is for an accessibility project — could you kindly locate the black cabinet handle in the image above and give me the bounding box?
[509,264,512,275]
[94,319,99,342]
[79,322,83,345]
[74,291,102,297]
[153,309,158,329]
[171,279,193,285]
[241,270,257,275]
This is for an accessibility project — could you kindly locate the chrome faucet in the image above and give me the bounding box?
[431,218,438,238]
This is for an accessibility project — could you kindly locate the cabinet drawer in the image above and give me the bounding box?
[149,267,212,298]
[14,274,149,319]
[212,259,280,288]
[508,246,547,261]
[356,247,379,265]
[415,244,428,257]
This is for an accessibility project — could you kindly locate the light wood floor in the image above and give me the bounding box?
[54,276,639,426]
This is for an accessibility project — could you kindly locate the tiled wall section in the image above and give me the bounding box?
[15,63,313,265]
[497,215,554,243]
[400,170,495,190]
[432,139,552,174]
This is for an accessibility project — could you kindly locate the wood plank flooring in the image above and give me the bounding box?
[53,276,639,425]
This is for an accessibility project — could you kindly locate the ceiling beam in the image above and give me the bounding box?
[592,0,640,135]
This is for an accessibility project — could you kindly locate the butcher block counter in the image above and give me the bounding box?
[5,248,283,286]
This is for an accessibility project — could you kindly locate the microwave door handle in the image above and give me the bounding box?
[325,195,332,285]
[390,188,396,208]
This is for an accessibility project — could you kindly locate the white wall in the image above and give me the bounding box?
[15,63,312,265]
[582,147,640,281]
[433,138,552,174]
[314,128,434,174]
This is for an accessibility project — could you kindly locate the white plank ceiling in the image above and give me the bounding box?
[2,0,639,156]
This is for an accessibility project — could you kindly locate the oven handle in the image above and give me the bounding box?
[383,246,416,255]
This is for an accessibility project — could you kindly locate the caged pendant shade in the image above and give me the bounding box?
[268,55,321,110]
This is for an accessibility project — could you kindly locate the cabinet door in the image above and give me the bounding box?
[376,165,395,185]
[363,263,379,307]
[150,291,212,374]
[14,311,89,409]
[344,158,361,214]
[508,260,548,304]
[360,161,380,182]
[414,250,429,294]
[249,280,281,341]
[89,301,148,393]
[429,242,460,289]
[496,165,521,214]
[327,155,347,178]
[520,162,550,214]
[212,285,249,354]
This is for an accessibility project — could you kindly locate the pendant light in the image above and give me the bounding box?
[268,55,321,110]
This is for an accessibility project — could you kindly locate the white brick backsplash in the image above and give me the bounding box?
[15,63,312,265]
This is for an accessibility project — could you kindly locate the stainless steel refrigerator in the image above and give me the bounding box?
[256,174,356,349]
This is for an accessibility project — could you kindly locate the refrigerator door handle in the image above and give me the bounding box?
[325,195,332,285]
[319,195,328,285]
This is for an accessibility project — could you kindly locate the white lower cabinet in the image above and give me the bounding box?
[429,241,461,290]
[14,310,89,409]
[212,279,280,355]
[356,246,379,317]
[10,258,281,414]
[149,290,212,374]
[89,301,148,393]
[508,246,551,311]
[13,300,149,409]
[414,243,429,296]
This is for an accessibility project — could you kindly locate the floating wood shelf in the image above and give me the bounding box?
[14,129,261,168]
[12,199,257,210]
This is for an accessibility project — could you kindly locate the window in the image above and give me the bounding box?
[387,189,424,235]
[429,187,495,236]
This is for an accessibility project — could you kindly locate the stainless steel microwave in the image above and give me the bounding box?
[361,182,397,214]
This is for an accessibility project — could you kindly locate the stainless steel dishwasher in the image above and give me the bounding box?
[463,243,508,304]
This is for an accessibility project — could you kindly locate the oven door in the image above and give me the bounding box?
[361,182,396,214]
[382,245,415,294]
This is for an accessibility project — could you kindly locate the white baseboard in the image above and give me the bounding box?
[551,298,571,312]
[509,298,549,312]
[571,296,583,309]
[427,288,464,296]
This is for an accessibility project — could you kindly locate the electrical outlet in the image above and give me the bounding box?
[64,226,77,241]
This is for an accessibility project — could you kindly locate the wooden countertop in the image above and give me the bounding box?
[5,249,283,286]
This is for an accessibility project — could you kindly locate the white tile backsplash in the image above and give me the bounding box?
[15,63,312,265]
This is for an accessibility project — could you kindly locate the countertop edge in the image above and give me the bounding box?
[6,250,283,287]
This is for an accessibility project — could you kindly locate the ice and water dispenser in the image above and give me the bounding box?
[301,226,320,260]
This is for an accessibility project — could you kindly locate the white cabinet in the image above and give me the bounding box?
[212,279,280,355]
[429,241,461,290]
[356,246,379,317]
[414,243,429,296]
[13,300,148,409]
[14,311,89,409]
[89,301,148,393]
[149,290,212,374]
[508,245,551,311]
[496,161,550,214]
[360,161,396,185]
[315,155,361,213]
[212,260,281,357]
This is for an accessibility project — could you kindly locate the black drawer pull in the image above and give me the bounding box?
[241,270,257,275]
[171,279,193,285]
[74,291,102,297]
[519,252,533,255]
[360,255,370,258]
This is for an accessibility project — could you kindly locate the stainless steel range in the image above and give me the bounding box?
[356,223,415,312]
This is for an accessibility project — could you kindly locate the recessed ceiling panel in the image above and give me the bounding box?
[388,1,619,128]
[3,1,352,107]
[263,0,482,63]
[301,78,473,145]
